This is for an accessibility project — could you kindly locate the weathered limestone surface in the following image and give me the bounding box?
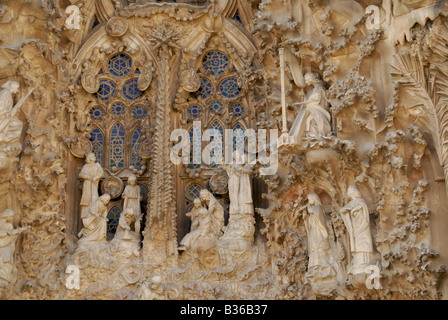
[0,0,448,300]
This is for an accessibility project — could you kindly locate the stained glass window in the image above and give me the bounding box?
[188,104,202,119]
[89,106,105,122]
[107,207,121,236]
[131,104,147,120]
[230,103,245,118]
[123,78,142,101]
[96,79,116,101]
[111,102,125,117]
[219,77,240,98]
[202,51,229,76]
[198,77,212,99]
[110,122,125,169]
[107,53,132,77]
[209,100,224,114]
[90,127,104,165]
[131,126,143,170]
[187,184,202,200]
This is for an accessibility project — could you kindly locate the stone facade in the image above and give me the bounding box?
[1,0,448,300]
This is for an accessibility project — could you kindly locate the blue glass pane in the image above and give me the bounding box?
[111,102,125,117]
[89,106,105,122]
[202,51,229,76]
[131,104,148,120]
[131,126,143,170]
[187,184,201,200]
[230,103,245,118]
[110,122,125,169]
[90,127,104,166]
[188,104,202,119]
[96,79,116,101]
[209,100,224,114]
[219,77,240,98]
[198,78,212,99]
[107,54,132,77]
[233,10,242,24]
[123,78,143,101]
[107,207,121,234]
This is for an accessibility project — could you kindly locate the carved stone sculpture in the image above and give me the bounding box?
[340,185,374,275]
[78,194,111,244]
[0,209,28,287]
[289,72,331,144]
[301,192,331,271]
[220,154,255,250]
[178,206,210,251]
[80,60,100,94]
[110,208,141,256]
[137,60,154,91]
[0,81,30,146]
[199,189,224,239]
[79,153,104,220]
[0,80,32,181]
[122,174,142,234]
[136,275,165,300]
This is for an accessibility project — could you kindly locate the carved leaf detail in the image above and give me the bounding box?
[390,52,442,162]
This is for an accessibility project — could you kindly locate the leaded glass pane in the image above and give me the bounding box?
[107,53,132,77]
[230,103,245,118]
[219,77,240,98]
[96,79,116,101]
[131,126,143,169]
[90,127,104,166]
[110,122,125,169]
[202,51,229,76]
[89,106,105,122]
[123,78,142,101]
[111,102,125,117]
[107,207,121,235]
[187,184,202,200]
[188,104,202,119]
[131,104,147,120]
[209,100,224,114]
[198,77,212,99]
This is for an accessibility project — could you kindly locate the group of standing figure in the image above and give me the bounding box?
[78,153,142,245]
[300,184,373,278]
[179,153,256,252]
